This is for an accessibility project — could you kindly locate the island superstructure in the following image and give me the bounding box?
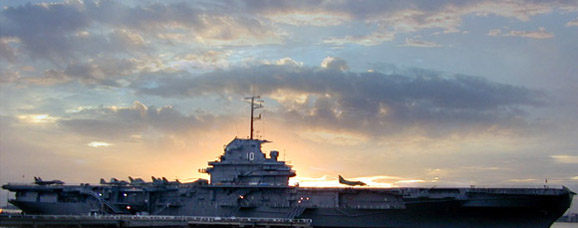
[2,95,575,228]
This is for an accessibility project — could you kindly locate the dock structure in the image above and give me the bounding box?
[0,214,313,228]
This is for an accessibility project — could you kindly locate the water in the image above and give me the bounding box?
[550,222,578,228]
[551,222,577,228]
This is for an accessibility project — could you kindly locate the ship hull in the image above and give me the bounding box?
[9,200,95,215]
[5,186,573,228]
[302,195,571,228]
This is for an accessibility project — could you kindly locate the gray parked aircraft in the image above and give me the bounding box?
[34,177,64,185]
[338,175,367,186]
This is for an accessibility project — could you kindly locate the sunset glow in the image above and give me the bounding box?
[87,141,113,148]
[17,114,58,124]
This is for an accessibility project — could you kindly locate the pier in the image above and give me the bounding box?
[0,214,312,228]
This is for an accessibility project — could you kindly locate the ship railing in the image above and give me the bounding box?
[397,185,567,192]
[3,214,312,224]
[466,185,565,189]
[3,182,101,186]
[466,185,569,194]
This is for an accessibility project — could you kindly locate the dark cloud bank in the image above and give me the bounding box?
[134,61,546,138]
[59,102,215,140]
[0,0,273,62]
[3,0,573,63]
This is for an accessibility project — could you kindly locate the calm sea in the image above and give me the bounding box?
[551,223,577,228]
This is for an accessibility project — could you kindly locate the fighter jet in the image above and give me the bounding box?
[152,176,164,185]
[148,176,181,185]
[338,175,367,186]
[162,177,181,185]
[128,176,146,185]
[34,177,65,185]
[100,178,128,186]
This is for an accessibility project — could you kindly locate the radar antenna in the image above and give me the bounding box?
[245,87,263,140]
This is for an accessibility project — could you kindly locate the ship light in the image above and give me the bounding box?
[126,205,131,210]
[239,195,245,199]
[123,193,128,197]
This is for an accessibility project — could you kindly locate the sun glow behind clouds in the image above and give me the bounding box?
[299,130,368,146]
[17,114,58,123]
[269,89,309,104]
[88,141,113,148]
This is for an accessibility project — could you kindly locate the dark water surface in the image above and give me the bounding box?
[551,222,577,228]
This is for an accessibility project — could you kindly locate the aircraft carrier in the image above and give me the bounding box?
[2,96,575,228]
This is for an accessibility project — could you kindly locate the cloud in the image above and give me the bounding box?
[0,1,282,62]
[24,58,139,86]
[315,0,569,46]
[299,130,368,146]
[503,27,554,39]
[1,0,573,59]
[58,101,214,140]
[245,0,563,26]
[567,17,578,27]
[320,57,349,71]
[401,37,442,48]
[551,155,578,164]
[488,27,555,39]
[170,50,231,71]
[87,141,113,148]
[487,29,501,37]
[134,59,546,138]
[0,68,21,84]
[323,30,396,46]
[263,11,351,26]
[273,58,304,67]
[107,29,147,50]
[0,37,20,62]
[1,0,572,84]
[0,1,90,60]
[17,114,59,124]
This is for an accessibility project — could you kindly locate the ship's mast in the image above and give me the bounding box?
[246,88,263,140]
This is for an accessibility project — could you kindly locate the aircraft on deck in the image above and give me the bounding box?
[100,178,128,186]
[152,176,181,185]
[128,176,146,185]
[34,177,65,185]
[338,175,367,186]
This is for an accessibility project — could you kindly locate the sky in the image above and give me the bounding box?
[1,0,577,211]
